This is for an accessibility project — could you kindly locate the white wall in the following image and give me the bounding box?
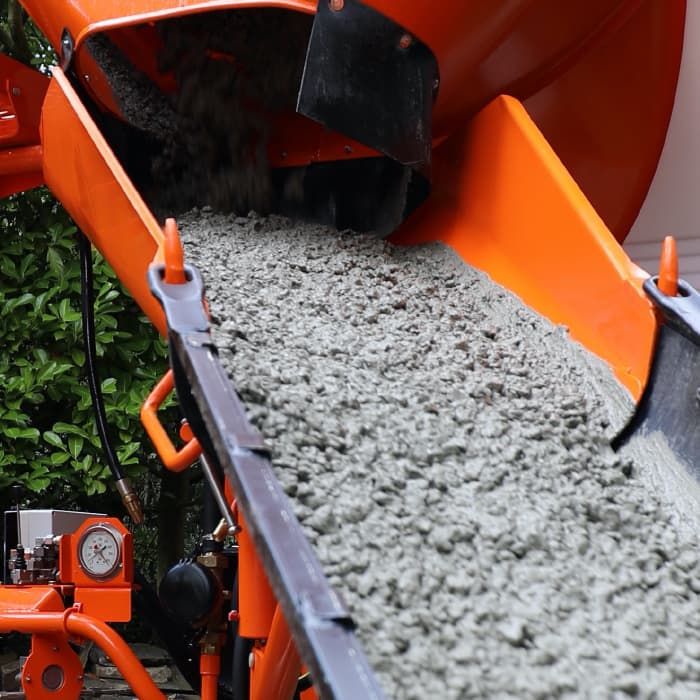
[625,2,700,287]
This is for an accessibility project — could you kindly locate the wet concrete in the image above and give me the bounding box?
[180,211,700,699]
[87,10,312,217]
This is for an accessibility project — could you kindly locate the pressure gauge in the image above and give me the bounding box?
[77,524,122,580]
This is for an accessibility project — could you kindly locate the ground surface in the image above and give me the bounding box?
[181,211,700,699]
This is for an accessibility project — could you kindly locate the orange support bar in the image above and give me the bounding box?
[0,608,165,700]
[237,513,277,639]
[250,604,301,700]
[200,653,220,700]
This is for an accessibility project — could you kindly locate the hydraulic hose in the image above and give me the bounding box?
[78,232,143,523]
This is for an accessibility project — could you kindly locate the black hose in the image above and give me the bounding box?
[78,231,125,482]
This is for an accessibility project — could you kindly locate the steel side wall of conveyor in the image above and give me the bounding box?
[40,67,167,335]
[391,95,657,401]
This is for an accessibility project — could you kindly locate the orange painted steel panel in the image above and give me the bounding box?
[237,514,276,640]
[21,0,315,55]
[40,68,167,335]
[0,54,49,196]
[0,146,44,198]
[392,96,656,400]
[0,54,48,147]
[23,632,84,699]
[57,518,133,622]
[0,587,64,613]
[74,586,132,623]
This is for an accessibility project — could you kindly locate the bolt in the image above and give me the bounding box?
[329,0,344,10]
[248,652,255,669]
[399,34,413,50]
[51,645,58,652]
[24,675,31,683]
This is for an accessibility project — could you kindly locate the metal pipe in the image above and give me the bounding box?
[201,452,235,530]
[0,610,165,700]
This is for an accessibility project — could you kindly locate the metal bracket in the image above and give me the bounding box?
[644,276,700,345]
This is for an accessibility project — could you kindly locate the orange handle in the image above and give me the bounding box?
[658,235,678,297]
[140,369,202,472]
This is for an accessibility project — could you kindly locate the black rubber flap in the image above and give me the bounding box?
[298,0,437,167]
[614,280,700,481]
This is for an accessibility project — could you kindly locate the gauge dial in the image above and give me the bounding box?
[78,524,122,580]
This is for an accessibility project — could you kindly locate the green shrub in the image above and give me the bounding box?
[0,188,169,499]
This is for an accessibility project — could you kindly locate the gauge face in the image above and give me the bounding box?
[78,525,122,580]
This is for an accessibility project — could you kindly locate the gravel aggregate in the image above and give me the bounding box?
[180,210,700,699]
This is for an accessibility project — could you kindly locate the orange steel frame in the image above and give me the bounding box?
[0,518,161,699]
[0,0,686,698]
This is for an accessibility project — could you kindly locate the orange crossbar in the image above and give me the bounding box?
[393,95,656,400]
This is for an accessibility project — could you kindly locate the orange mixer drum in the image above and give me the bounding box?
[24,0,685,241]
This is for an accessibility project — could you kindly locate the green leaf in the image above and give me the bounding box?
[46,247,64,276]
[68,436,84,459]
[49,452,70,465]
[43,431,64,449]
[52,423,88,440]
[101,377,117,394]
[70,349,85,367]
[4,427,39,441]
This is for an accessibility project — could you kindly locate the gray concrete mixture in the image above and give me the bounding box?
[179,211,700,699]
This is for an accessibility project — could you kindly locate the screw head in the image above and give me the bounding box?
[399,34,413,50]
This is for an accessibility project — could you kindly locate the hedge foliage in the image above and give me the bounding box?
[0,189,169,498]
